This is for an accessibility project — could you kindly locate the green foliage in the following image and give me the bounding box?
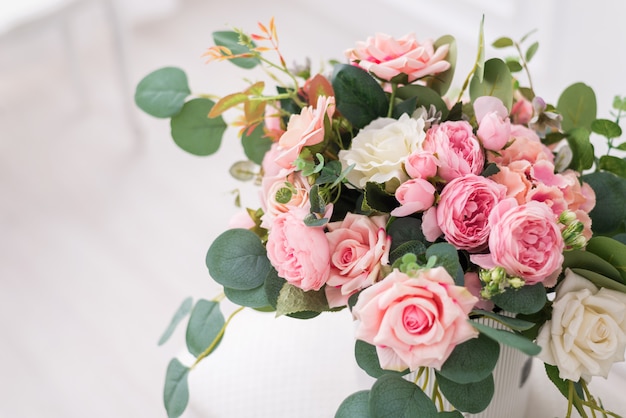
[584,236,626,284]
[570,268,626,293]
[438,334,499,384]
[557,82,597,132]
[334,390,372,418]
[389,240,427,265]
[331,64,389,130]
[158,297,193,346]
[491,37,514,48]
[491,283,547,314]
[224,283,271,309]
[525,41,539,62]
[362,182,399,213]
[164,358,190,418]
[598,155,626,178]
[428,35,457,96]
[472,322,541,356]
[544,364,585,416]
[425,243,464,285]
[565,128,595,172]
[170,98,227,156]
[242,123,273,165]
[135,67,190,118]
[582,171,626,234]
[355,340,408,378]
[206,228,271,290]
[469,58,513,111]
[563,248,623,284]
[396,85,450,119]
[592,118,622,139]
[369,375,438,418]
[387,217,425,251]
[436,372,494,413]
[185,299,224,357]
[275,283,329,317]
[471,310,535,331]
[212,31,260,69]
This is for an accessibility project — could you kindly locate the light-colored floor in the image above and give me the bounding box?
[1,0,625,417]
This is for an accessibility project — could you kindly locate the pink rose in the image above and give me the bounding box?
[260,168,311,229]
[489,124,554,166]
[471,199,564,287]
[325,214,391,308]
[345,33,451,83]
[266,207,330,291]
[405,151,439,179]
[436,174,507,252]
[421,206,442,242]
[227,210,256,230]
[261,142,285,178]
[489,161,533,204]
[352,267,478,371]
[424,121,484,182]
[390,178,436,217]
[474,96,511,151]
[510,97,533,125]
[275,95,335,169]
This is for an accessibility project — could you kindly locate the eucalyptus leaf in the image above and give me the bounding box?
[438,411,464,418]
[135,67,190,118]
[491,37,514,48]
[557,82,597,132]
[387,217,425,251]
[242,123,272,165]
[438,333,499,384]
[599,155,626,178]
[584,235,626,283]
[582,171,626,234]
[566,127,594,172]
[469,58,513,111]
[472,322,541,356]
[370,374,438,418]
[562,248,623,283]
[389,240,427,265]
[525,41,539,62]
[335,390,372,418]
[224,283,271,309]
[331,64,388,130]
[591,118,622,139]
[275,283,329,317]
[428,35,457,96]
[436,372,494,413]
[355,340,408,378]
[212,31,260,69]
[396,85,449,119]
[170,98,227,156]
[505,60,523,73]
[158,297,193,346]
[185,299,224,357]
[491,283,547,315]
[206,228,271,290]
[471,310,535,331]
[392,97,418,119]
[425,243,463,285]
[264,267,286,309]
[164,358,190,418]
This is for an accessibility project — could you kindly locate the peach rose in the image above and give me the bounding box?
[260,168,311,229]
[489,124,554,166]
[325,213,391,307]
[275,95,335,168]
[424,120,484,182]
[390,178,436,217]
[471,199,564,287]
[352,267,478,371]
[345,33,450,83]
[266,207,330,291]
[435,174,507,252]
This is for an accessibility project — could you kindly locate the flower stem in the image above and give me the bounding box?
[191,306,245,369]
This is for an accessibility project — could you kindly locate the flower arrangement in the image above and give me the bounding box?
[135,18,626,418]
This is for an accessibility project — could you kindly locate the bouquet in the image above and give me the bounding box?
[135,17,626,417]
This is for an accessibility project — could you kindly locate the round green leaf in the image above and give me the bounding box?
[170,98,227,156]
[135,67,191,118]
[491,283,547,314]
[164,358,190,418]
[599,155,626,178]
[582,171,626,234]
[491,37,514,48]
[264,267,286,309]
[469,58,513,111]
[436,372,494,413]
[566,127,595,171]
[370,374,438,418]
[592,118,622,139]
[158,297,193,346]
[212,31,260,69]
[185,299,224,357]
[242,123,272,165]
[425,243,463,285]
[224,283,271,309]
[355,340,408,378]
[557,82,597,132]
[396,85,449,119]
[438,334,500,384]
[525,41,539,62]
[335,390,372,418]
[206,228,271,290]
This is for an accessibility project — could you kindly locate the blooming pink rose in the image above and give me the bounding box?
[405,151,439,179]
[474,96,511,151]
[352,267,478,371]
[275,95,335,169]
[436,174,507,252]
[266,207,330,291]
[489,161,533,204]
[424,121,484,182]
[391,178,436,217]
[471,199,564,287]
[325,214,391,308]
[260,168,311,229]
[345,33,451,82]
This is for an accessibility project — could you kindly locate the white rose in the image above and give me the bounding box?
[339,114,426,190]
[536,269,626,382]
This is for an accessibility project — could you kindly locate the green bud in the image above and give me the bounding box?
[558,210,578,226]
[508,277,525,289]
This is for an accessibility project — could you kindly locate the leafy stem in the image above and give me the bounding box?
[190,306,245,370]
[513,41,534,94]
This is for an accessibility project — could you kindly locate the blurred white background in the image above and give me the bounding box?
[1,0,625,417]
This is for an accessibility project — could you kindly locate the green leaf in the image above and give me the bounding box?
[469,58,513,111]
[582,171,626,234]
[566,127,594,171]
[491,37,514,48]
[224,283,271,309]
[428,35,457,96]
[389,240,427,265]
[355,340,408,378]
[135,67,190,118]
[438,334,499,384]
[275,283,329,317]
[212,31,260,69]
[584,235,626,284]
[395,85,449,120]
[185,299,224,357]
[392,96,418,119]
[571,268,626,293]
[599,155,626,178]
[491,283,547,315]
[438,411,464,418]
[206,228,271,290]
[170,98,227,156]
[613,95,626,112]
[436,372,494,413]
[525,41,539,62]
[264,267,286,309]
[369,374,438,418]
[335,390,372,418]
[471,310,535,331]
[475,16,486,83]
[563,248,623,283]
[544,364,586,416]
[362,182,399,213]
[472,322,541,356]
[505,60,523,73]
[557,82,597,132]
[616,142,626,151]
[242,123,272,165]
[425,243,463,285]
[158,297,193,346]
[388,217,425,252]
[592,118,622,139]
[164,358,190,418]
[331,64,389,130]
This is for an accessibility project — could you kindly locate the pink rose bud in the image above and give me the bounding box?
[474,96,511,151]
[405,151,439,179]
[391,178,436,217]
